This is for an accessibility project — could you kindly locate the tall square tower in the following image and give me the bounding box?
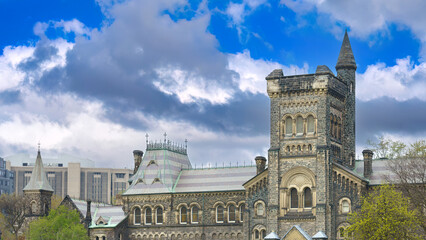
[265,31,356,237]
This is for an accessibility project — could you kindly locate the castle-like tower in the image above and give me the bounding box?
[264,31,356,238]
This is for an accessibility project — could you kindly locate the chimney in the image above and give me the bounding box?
[362,149,373,178]
[255,156,267,175]
[133,150,143,174]
[85,200,92,235]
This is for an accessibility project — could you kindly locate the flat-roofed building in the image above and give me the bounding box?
[0,157,14,195]
[5,154,133,204]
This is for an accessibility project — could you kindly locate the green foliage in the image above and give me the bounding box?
[346,185,422,240]
[367,137,426,159]
[28,205,89,240]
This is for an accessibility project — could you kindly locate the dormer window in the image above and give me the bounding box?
[152,178,160,184]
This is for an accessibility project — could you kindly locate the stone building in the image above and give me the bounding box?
[60,31,393,240]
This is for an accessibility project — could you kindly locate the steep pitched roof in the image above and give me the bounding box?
[23,150,53,192]
[336,30,356,70]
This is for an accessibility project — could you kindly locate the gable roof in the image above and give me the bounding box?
[281,225,312,240]
[23,149,54,192]
[62,197,126,228]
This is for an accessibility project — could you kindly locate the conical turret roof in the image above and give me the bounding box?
[23,149,54,192]
[336,30,356,70]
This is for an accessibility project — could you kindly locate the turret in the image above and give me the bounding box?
[336,30,357,168]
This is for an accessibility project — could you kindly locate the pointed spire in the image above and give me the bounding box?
[336,30,356,70]
[23,146,54,192]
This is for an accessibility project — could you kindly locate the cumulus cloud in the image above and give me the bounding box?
[357,57,426,101]
[53,19,91,35]
[0,0,291,167]
[0,45,34,91]
[228,50,309,95]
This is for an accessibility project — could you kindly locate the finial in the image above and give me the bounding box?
[38,141,40,153]
[185,139,188,149]
[163,132,167,143]
[145,133,149,145]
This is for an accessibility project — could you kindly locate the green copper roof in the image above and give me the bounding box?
[23,150,54,192]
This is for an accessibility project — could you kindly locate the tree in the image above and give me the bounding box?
[368,137,426,233]
[367,136,406,159]
[0,194,29,240]
[346,185,422,240]
[387,143,426,233]
[28,205,89,240]
[50,194,63,210]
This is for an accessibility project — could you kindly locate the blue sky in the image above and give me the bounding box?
[1,0,426,168]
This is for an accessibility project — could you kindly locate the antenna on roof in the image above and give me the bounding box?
[185,139,188,150]
[163,132,167,143]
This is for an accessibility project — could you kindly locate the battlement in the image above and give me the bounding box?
[266,66,346,97]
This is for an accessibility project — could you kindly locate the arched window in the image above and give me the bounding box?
[308,144,312,151]
[304,188,312,208]
[102,237,106,240]
[307,115,315,134]
[31,201,37,214]
[216,205,224,223]
[256,202,264,216]
[254,230,260,240]
[145,207,152,225]
[180,206,187,224]
[285,117,293,136]
[290,188,298,209]
[339,227,345,239]
[191,206,199,223]
[134,207,141,225]
[228,205,236,222]
[296,116,304,135]
[342,200,350,213]
[261,230,266,239]
[297,145,301,152]
[96,237,99,240]
[239,204,245,222]
[156,207,163,224]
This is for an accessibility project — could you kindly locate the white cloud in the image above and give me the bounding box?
[228,50,309,95]
[0,45,34,91]
[153,66,235,104]
[357,57,426,101]
[225,0,268,38]
[54,19,91,35]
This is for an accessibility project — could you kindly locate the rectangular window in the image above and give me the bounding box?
[115,173,125,178]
